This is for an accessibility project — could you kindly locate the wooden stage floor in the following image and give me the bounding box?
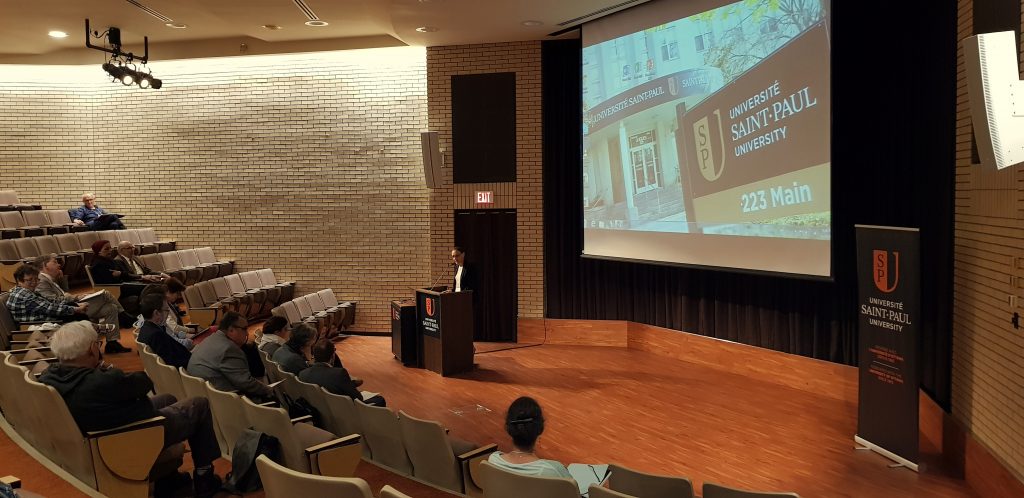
[335,336,976,497]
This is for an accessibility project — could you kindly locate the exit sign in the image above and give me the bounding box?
[476,191,494,204]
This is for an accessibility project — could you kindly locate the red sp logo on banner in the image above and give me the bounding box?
[425,298,434,317]
[873,250,900,293]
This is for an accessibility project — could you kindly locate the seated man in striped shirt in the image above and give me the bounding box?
[5,264,88,324]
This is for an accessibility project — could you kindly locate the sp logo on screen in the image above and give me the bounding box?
[872,250,900,293]
[693,109,726,181]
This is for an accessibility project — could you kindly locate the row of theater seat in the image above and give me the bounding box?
[0,190,41,212]
[132,248,235,286]
[0,228,176,291]
[182,269,296,326]
[0,209,85,239]
[0,351,182,498]
[271,290,357,337]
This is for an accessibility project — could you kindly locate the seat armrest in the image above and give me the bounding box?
[257,400,280,407]
[305,434,362,477]
[0,476,21,489]
[18,357,57,366]
[85,415,166,438]
[290,414,313,424]
[6,346,52,355]
[456,443,499,462]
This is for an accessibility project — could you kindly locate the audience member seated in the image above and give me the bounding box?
[33,253,133,329]
[187,311,274,402]
[70,192,125,231]
[90,239,148,313]
[487,397,571,478]
[257,315,289,356]
[137,294,192,369]
[38,321,222,497]
[5,263,89,324]
[137,280,196,350]
[115,241,168,283]
[299,339,386,406]
[271,323,315,375]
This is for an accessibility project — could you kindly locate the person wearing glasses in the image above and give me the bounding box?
[70,192,125,230]
[488,396,571,478]
[186,311,274,401]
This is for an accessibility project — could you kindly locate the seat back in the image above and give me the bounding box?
[317,289,339,308]
[178,249,202,267]
[398,410,461,491]
[702,483,799,498]
[478,460,579,498]
[13,237,41,258]
[24,371,98,488]
[0,355,29,430]
[152,356,187,401]
[281,301,303,324]
[379,485,414,498]
[255,454,373,498]
[54,233,82,253]
[0,211,25,228]
[240,271,264,290]
[0,191,18,205]
[204,382,252,456]
[161,252,183,271]
[21,210,50,226]
[138,228,159,243]
[179,367,230,457]
[140,253,165,271]
[195,247,217,264]
[34,236,61,255]
[354,401,411,474]
[607,463,694,498]
[0,293,13,350]
[257,268,280,286]
[241,395,315,473]
[589,485,636,498]
[122,229,144,245]
[76,231,100,249]
[225,274,247,294]
[304,294,327,313]
[294,298,315,319]
[0,239,22,260]
[183,286,205,310]
[196,281,220,306]
[48,210,73,225]
[211,278,234,300]
[293,376,336,432]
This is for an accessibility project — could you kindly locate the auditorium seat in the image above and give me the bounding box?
[256,454,373,498]
[303,294,343,332]
[354,401,412,474]
[179,367,231,456]
[316,289,356,329]
[589,485,636,498]
[178,249,219,282]
[75,231,100,250]
[0,211,43,238]
[606,463,694,498]
[478,460,579,498]
[0,242,31,292]
[379,486,414,498]
[398,410,498,493]
[241,395,362,476]
[241,271,281,310]
[84,265,122,300]
[54,232,93,265]
[271,300,322,332]
[0,191,40,210]
[319,388,370,458]
[182,286,222,327]
[226,274,268,318]
[138,228,175,252]
[257,268,296,302]
[139,345,187,400]
[20,210,68,235]
[205,382,255,458]
[33,235,84,279]
[293,297,331,337]
[118,229,153,254]
[702,483,800,498]
[210,277,247,317]
[45,210,88,234]
[195,247,234,277]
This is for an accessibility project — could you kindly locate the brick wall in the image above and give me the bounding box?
[953,0,1024,480]
[426,42,545,321]
[0,48,430,332]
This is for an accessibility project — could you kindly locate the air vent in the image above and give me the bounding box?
[556,0,647,26]
[292,0,321,21]
[124,0,174,23]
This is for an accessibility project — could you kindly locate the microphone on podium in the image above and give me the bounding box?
[428,262,455,292]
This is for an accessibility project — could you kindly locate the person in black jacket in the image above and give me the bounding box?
[271,323,315,375]
[38,321,222,497]
[299,339,385,406]
[450,246,479,293]
[89,240,148,313]
[137,294,192,369]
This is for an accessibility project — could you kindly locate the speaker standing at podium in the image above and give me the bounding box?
[450,246,478,293]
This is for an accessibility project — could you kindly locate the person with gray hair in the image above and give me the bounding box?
[39,321,223,497]
[32,254,131,351]
[70,192,124,230]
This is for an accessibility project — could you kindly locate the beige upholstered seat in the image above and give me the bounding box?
[702,483,800,498]
[255,454,372,498]
[319,388,369,458]
[137,228,175,252]
[75,231,100,249]
[589,485,636,498]
[179,367,231,456]
[226,274,267,318]
[380,485,414,498]
[241,271,280,310]
[194,247,233,277]
[606,463,694,498]
[477,460,579,498]
[83,265,121,299]
[22,210,66,235]
[257,268,295,302]
[354,400,412,474]
[210,277,245,315]
[398,410,498,493]
[183,286,220,327]
[240,395,362,476]
[204,382,253,457]
[178,249,218,282]
[34,236,84,278]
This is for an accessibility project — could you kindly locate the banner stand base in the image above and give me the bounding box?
[854,435,919,472]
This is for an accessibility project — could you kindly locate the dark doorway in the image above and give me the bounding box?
[454,210,517,342]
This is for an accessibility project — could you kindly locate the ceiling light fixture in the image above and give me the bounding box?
[521,20,544,27]
[87,19,163,90]
[165,23,187,29]
[304,20,329,27]
[415,26,439,33]
[261,24,283,30]
[48,30,68,38]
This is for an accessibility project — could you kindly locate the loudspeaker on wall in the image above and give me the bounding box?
[421,131,442,188]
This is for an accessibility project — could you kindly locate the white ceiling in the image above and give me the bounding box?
[0,0,648,63]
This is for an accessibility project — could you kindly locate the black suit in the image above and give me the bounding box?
[453,263,479,293]
[114,255,156,281]
[138,320,192,369]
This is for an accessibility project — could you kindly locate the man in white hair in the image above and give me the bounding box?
[70,192,124,230]
[39,321,222,497]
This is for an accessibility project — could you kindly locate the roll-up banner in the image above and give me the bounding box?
[854,225,921,471]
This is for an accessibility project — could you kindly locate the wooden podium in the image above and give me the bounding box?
[416,288,474,376]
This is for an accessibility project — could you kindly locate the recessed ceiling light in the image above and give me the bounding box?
[48,30,68,38]
[305,20,329,27]
[165,23,188,29]
[415,26,439,33]
[521,20,544,27]
[261,24,283,30]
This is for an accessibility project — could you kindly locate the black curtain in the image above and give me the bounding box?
[542,0,955,409]
[455,210,518,342]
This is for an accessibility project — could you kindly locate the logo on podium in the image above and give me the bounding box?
[425,297,435,317]
[872,250,900,293]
